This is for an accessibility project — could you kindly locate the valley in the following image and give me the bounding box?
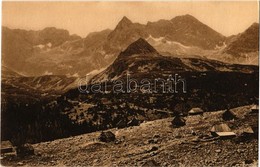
[1,10,259,166]
[1,38,258,146]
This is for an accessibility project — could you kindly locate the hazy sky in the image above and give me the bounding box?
[2,1,259,37]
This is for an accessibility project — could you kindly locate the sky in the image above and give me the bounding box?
[2,1,259,37]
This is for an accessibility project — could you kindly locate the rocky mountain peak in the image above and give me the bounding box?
[250,22,259,27]
[119,38,159,57]
[224,22,259,55]
[171,14,199,22]
[246,22,259,32]
[121,16,132,23]
[115,16,133,30]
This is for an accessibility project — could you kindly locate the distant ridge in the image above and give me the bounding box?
[91,37,257,84]
[2,15,258,76]
[224,23,259,55]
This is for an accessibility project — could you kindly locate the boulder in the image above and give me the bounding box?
[99,131,116,142]
[245,159,254,164]
[142,159,160,167]
[171,116,186,127]
[222,109,237,121]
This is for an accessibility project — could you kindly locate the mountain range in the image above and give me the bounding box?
[91,38,257,84]
[2,14,259,77]
[49,38,257,143]
[1,35,258,144]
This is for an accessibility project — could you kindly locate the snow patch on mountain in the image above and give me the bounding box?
[34,42,52,49]
[87,68,106,76]
[44,71,53,75]
[146,35,165,42]
[47,42,52,47]
[146,34,192,49]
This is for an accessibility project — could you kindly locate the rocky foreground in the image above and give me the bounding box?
[1,105,258,166]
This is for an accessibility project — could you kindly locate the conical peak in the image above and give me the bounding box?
[248,22,259,29]
[115,16,133,29]
[171,14,199,22]
[133,38,150,45]
[243,22,259,34]
[120,38,159,57]
[121,16,132,23]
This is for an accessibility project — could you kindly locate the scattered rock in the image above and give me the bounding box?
[115,139,123,145]
[142,159,160,167]
[150,152,158,156]
[171,116,186,127]
[231,162,240,166]
[153,134,160,138]
[17,162,24,166]
[162,162,168,166]
[36,151,42,156]
[237,149,245,153]
[148,138,159,144]
[193,145,201,149]
[191,138,200,143]
[175,135,182,139]
[215,149,221,153]
[222,109,237,121]
[245,159,254,164]
[150,146,158,152]
[191,130,197,136]
[93,159,99,163]
[99,131,116,142]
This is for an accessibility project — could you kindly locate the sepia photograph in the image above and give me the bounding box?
[0,1,259,166]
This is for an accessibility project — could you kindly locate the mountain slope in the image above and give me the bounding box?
[1,26,84,75]
[207,23,259,65]
[1,38,258,145]
[2,27,112,76]
[91,38,257,83]
[224,23,259,55]
[1,105,257,166]
[107,16,148,51]
[106,15,226,54]
[61,39,257,133]
[1,65,23,78]
[147,14,225,49]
